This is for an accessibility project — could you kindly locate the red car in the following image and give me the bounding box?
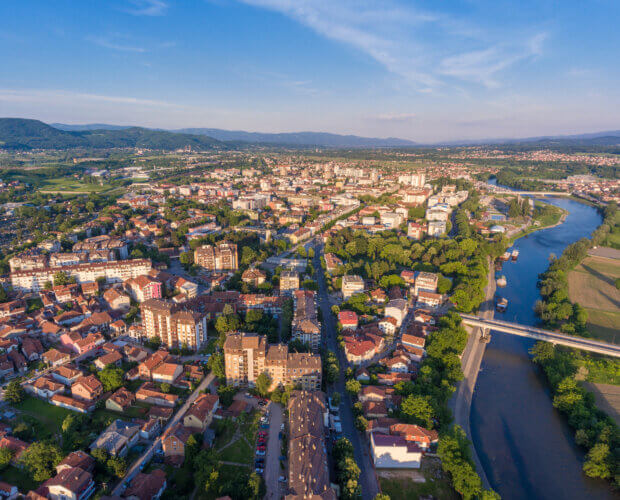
[258,432,268,437]
[257,445,266,451]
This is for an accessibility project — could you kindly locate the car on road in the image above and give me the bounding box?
[278,476,286,483]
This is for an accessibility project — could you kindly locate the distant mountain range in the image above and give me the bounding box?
[52,123,417,148]
[0,118,617,151]
[0,119,222,150]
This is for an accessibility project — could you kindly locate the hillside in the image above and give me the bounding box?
[53,123,417,148]
[0,118,222,150]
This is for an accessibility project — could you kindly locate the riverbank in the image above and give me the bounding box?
[471,196,612,500]
[508,205,568,243]
[448,256,496,491]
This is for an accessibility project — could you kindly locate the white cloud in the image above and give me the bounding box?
[374,113,417,122]
[87,35,146,53]
[239,0,547,91]
[124,0,169,16]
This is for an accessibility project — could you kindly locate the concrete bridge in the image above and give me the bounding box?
[488,187,571,197]
[460,314,620,358]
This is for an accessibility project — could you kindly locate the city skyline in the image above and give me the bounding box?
[1,0,619,142]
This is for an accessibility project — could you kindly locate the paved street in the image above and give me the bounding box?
[111,372,216,496]
[264,402,284,500]
[313,243,380,500]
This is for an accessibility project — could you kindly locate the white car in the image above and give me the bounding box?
[255,450,266,457]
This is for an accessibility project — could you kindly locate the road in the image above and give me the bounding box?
[449,258,495,490]
[264,402,284,500]
[111,372,216,496]
[313,242,380,500]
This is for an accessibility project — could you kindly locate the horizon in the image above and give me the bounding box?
[1,1,619,142]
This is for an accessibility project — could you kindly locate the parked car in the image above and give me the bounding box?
[256,450,266,457]
[257,445,266,451]
[255,468,264,475]
[260,424,269,429]
[278,476,286,483]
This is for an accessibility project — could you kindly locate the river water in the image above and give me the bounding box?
[470,188,615,499]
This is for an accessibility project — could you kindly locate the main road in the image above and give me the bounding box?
[312,241,380,500]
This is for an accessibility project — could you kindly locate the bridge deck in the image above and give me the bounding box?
[460,314,620,358]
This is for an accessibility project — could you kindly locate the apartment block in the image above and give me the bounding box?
[194,242,238,271]
[224,332,321,390]
[292,289,321,352]
[141,298,208,350]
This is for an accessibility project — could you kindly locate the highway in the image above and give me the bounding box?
[460,314,620,358]
[313,241,380,500]
[111,372,216,496]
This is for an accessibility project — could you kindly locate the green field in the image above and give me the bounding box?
[14,395,73,430]
[378,458,459,500]
[568,254,620,343]
[0,465,38,492]
[38,177,110,193]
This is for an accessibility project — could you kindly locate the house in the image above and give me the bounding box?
[362,400,388,419]
[106,387,136,412]
[384,299,408,327]
[341,275,364,299]
[0,435,29,464]
[56,451,95,474]
[135,382,179,407]
[90,419,140,457]
[138,350,170,379]
[414,272,438,295]
[27,376,64,399]
[183,393,219,431]
[51,365,82,386]
[21,337,44,361]
[382,354,411,373]
[71,375,103,402]
[161,422,193,464]
[94,351,123,370]
[124,345,149,363]
[151,363,183,384]
[140,418,161,440]
[125,275,162,303]
[389,423,439,451]
[0,482,18,499]
[324,253,343,273]
[50,394,94,413]
[417,291,442,309]
[338,310,358,330]
[103,287,131,311]
[370,433,422,469]
[378,317,398,336]
[241,268,266,287]
[109,319,127,337]
[124,469,167,500]
[44,466,96,500]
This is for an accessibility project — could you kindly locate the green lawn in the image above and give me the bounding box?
[378,459,459,500]
[0,465,39,493]
[218,438,253,464]
[38,177,111,193]
[14,395,73,429]
[584,309,620,344]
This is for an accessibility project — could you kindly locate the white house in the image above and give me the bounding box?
[384,299,408,327]
[370,432,422,469]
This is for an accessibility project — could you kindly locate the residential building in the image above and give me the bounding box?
[44,466,96,500]
[183,393,219,431]
[385,299,408,327]
[124,469,167,500]
[279,270,299,293]
[414,272,439,296]
[370,433,422,469]
[90,419,140,457]
[341,275,364,299]
[194,243,238,271]
[291,290,321,352]
[141,298,208,350]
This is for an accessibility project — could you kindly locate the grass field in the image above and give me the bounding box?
[0,465,38,492]
[568,254,620,343]
[14,395,73,429]
[378,458,459,500]
[38,177,109,193]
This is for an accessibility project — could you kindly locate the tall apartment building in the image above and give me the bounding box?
[292,290,321,352]
[11,259,152,292]
[224,333,321,391]
[287,391,336,500]
[279,269,300,293]
[341,274,364,299]
[141,298,208,350]
[194,243,238,271]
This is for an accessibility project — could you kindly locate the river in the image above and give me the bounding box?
[470,186,615,499]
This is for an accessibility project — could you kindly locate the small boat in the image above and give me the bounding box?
[496,275,507,287]
[496,297,508,312]
[511,249,519,261]
[500,251,511,261]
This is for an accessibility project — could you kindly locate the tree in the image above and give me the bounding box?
[401,395,434,428]
[255,372,272,397]
[107,456,127,478]
[207,353,226,379]
[4,380,24,404]
[160,383,171,393]
[0,447,12,470]
[98,366,124,392]
[355,415,368,431]
[332,392,341,407]
[345,379,361,396]
[53,271,70,286]
[19,442,63,482]
[374,495,391,500]
[583,442,612,479]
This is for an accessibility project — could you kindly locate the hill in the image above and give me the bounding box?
[0,118,222,150]
[53,123,416,148]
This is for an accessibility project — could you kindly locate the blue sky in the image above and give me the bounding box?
[1,0,618,142]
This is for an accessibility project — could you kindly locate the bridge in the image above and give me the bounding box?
[460,314,620,358]
[488,188,571,197]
